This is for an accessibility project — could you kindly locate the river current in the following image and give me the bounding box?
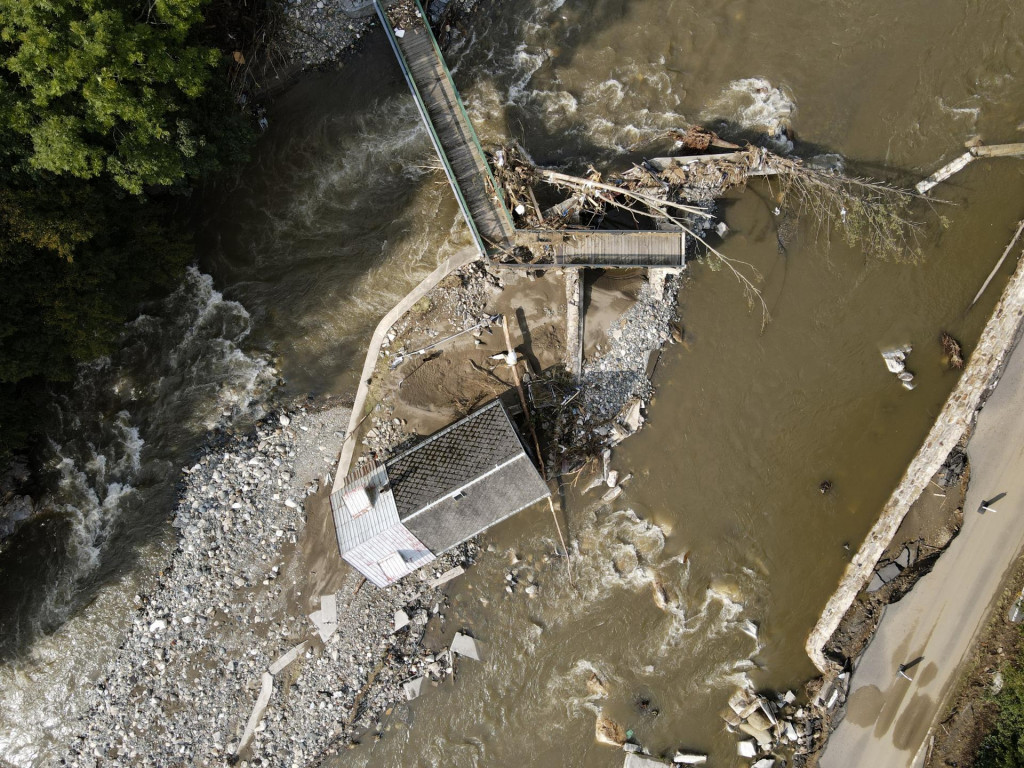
[1,0,1023,765]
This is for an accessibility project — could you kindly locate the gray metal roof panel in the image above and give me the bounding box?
[385,400,527,519]
[402,454,550,554]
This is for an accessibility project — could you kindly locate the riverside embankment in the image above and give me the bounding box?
[808,244,1024,675]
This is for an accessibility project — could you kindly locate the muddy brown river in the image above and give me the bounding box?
[1,0,1022,765]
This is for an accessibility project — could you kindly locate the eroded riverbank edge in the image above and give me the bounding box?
[794,248,1024,766]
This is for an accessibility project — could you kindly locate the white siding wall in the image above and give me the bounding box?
[343,524,435,588]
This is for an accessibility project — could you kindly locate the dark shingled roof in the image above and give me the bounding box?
[403,455,550,553]
[385,400,527,520]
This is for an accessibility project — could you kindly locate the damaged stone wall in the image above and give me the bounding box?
[806,251,1024,673]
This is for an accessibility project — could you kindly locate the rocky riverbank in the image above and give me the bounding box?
[278,0,480,70]
[63,402,479,767]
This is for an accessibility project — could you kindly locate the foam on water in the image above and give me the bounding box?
[703,76,797,150]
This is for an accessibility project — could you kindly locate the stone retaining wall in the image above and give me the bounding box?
[806,252,1024,673]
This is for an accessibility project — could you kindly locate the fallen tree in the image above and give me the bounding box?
[491,131,925,328]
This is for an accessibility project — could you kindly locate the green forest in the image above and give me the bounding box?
[0,0,253,458]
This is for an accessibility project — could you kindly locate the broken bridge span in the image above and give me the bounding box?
[374,0,687,268]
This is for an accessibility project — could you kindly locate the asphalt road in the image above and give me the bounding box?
[821,336,1024,768]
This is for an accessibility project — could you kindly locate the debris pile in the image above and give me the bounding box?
[941,331,965,369]
[881,344,917,390]
[551,273,679,473]
[722,686,819,765]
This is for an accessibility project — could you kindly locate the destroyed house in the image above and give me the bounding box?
[331,400,550,587]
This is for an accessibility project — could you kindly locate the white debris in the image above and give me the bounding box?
[235,672,274,756]
[394,609,410,632]
[739,619,759,642]
[673,751,708,764]
[620,398,645,433]
[309,594,338,642]
[602,486,623,503]
[148,619,167,633]
[403,676,424,701]
[624,754,671,768]
[429,566,465,587]
[881,349,906,374]
[268,641,308,675]
[450,632,482,661]
[738,739,758,758]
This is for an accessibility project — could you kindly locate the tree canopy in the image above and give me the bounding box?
[0,0,251,458]
[0,0,225,193]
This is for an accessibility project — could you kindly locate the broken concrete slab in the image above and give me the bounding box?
[450,631,483,661]
[737,739,758,758]
[672,751,708,764]
[745,708,774,733]
[394,609,410,632]
[895,546,911,568]
[268,641,308,675]
[403,676,424,701]
[738,720,773,748]
[757,698,778,726]
[624,754,670,768]
[235,672,274,756]
[309,593,338,642]
[602,486,623,503]
[728,689,762,719]
[878,562,902,583]
[428,565,465,587]
[720,707,742,727]
[620,399,645,433]
[752,759,776,768]
[867,573,885,593]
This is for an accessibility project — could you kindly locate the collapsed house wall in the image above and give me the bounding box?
[806,251,1024,673]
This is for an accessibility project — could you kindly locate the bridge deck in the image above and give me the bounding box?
[513,229,686,268]
[376,0,692,269]
[376,0,514,254]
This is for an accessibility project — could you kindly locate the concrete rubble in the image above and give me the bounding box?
[722,685,818,764]
[672,751,708,764]
[429,565,465,587]
[450,631,483,661]
[881,345,917,390]
[624,754,671,768]
[280,0,480,70]
[308,592,338,641]
[267,640,308,675]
